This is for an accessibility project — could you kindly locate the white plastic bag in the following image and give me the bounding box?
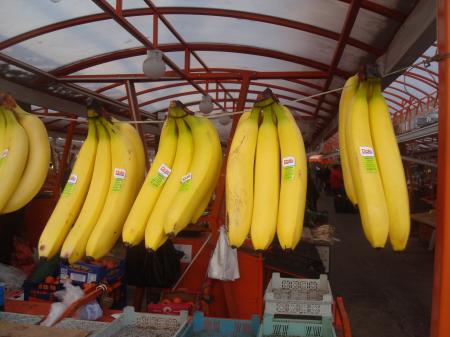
[41,279,102,326]
[207,226,240,281]
[0,263,26,290]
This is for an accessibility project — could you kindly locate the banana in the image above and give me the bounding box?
[0,108,7,172]
[338,75,359,205]
[251,105,280,251]
[164,114,222,236]
[190,148,222,224]
[145,118,193,251]
[113,119,146,193]
[2,105,50,214]
[226,108,260,248]
[60,120,111,263]
[86,118,139,260]
[274,103,307,250]
[0,107,29,212]
[122,117,178,246]
[346,82,389,248]
[369,80,410,251]
[38,116,97,260]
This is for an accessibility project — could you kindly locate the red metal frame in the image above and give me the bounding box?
[431,1,450,336]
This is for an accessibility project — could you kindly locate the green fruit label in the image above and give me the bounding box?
[0,148,8,168]
[62,174,77,196]
[359,146,377,173]
[150,164,171,188]
[112,168,126,192]
[179,172,192,192]
[282,156,296,180]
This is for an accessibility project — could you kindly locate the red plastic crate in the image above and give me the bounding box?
[148,302,194,315]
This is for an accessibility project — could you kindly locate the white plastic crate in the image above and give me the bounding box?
[264,273,333,317]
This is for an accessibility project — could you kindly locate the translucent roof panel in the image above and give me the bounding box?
[0,0,101,41]
[370,0,416,13]
[105,0,147,9]
[195,52,318,73]
[163,15,337,67]
[3,20,141,71]
[337,45,372,74]
[152,0,348,34]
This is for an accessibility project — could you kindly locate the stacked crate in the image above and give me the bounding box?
[261,273,335,337]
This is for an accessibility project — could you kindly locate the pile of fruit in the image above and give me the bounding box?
[0,93,50,215]
[39,101,222,262]
[226,90,307,251]
[338,75,410,250]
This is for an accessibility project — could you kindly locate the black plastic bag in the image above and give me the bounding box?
[125,240,183,288]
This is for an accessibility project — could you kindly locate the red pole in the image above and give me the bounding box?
[431,1,450,336]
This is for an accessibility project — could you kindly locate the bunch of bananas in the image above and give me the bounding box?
[339,75,410,251]
[226,91,307,251]
[122,101,222,252]
[39,107,145,263]
[0,94,50,215]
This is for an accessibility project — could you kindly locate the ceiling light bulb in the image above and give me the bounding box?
[199,95,213,114]
[142,49,166,79]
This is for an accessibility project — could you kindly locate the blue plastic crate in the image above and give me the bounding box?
[180,312,260,337]
[261,314,335,337]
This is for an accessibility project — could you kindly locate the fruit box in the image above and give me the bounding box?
[23,280,63,302]
[59,257,125,286]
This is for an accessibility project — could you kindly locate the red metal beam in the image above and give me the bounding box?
[0,7,380,56]
[125,80,150,169]
[143,1,235,102]
[111,80,337,108]
[149,98,320,120]
[431,1,450,336]
[50,43,349,77]
[137,88,329,115]
[59,70,329,82]
[313,0,361,117]
[91,0,226,111]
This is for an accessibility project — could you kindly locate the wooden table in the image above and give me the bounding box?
[411,211,436,250]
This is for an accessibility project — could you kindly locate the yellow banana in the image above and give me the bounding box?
[369,80,410,251]
[274,103,307,250]
[86,118,139,259]
[145,118,193,251]
[251,105,280,251]
[113,119,146,193]
[122,118,178,246]
[38,116,97,260]
[190,148,222,224]
[346,82,389,248]
[0,108,6,165]
[164,114,222,236]
[60,120,111,263]
[2,106,50,214]
[226,108,259,248]
[338,75,359,205]
[0,107,29,212]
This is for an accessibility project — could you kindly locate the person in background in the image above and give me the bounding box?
[330,164,344,195]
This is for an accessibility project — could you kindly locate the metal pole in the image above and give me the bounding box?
[431,1,450,336]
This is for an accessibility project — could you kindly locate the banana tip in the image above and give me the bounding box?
[39,256,47,262]
[85,256,95,263]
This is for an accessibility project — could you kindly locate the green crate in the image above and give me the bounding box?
[261,314,335,337]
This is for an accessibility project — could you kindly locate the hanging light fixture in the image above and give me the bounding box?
[142,49,166,79]
[219,114,231,125]
[199,95,214,114]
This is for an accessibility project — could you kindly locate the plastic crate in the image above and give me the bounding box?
[261,314,335,337]
[264,273,333,317]
[180,311,260,337]
[92,306,189,337]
